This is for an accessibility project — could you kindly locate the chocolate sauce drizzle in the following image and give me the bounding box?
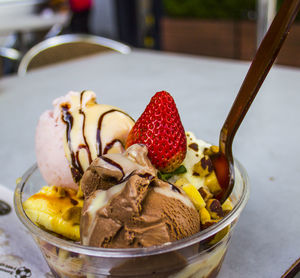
[62,91,134,182]
[96,109,134,157]
[103,139,124,155]
[79,91,92,164]
[99,156,155,186]
[171,184,181,193]
[166,181,181,193]
[61,104,83,182]
[138,173,154,180]
[100,156,125,179]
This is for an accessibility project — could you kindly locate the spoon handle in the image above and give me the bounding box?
[220,0,300,157]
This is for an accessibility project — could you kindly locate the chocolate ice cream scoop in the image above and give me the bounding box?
[80,144,156,197]
[80,144,200,248]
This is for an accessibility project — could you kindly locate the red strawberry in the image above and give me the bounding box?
[126,91,187,172]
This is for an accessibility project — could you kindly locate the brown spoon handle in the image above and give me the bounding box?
[220,0,300,159]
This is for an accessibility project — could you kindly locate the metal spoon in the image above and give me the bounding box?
[211,0,300,203]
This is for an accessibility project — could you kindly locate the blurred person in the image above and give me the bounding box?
[69,0,93,33]
[48,0,68,12]
[37,0,68,13]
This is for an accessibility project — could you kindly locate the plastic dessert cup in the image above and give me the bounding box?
[14,160,249,278]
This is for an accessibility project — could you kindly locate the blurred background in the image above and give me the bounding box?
[1,0,299,76]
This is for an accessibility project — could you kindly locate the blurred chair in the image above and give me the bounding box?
[0,47,21,76]
[0,47,21,61]
[18,34,131,76]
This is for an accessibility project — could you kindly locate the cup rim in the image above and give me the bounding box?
[14,160,249,258]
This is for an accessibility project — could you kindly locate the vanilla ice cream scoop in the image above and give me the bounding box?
[36,91,135,189]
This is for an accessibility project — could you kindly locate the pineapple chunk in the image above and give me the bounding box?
[23,186,83,241]
[222,198,233,212]
[174,177,190,187]
[182,184,206,210]
[204,145,219,156]
[200,207,211,225]
[204,172,222,194]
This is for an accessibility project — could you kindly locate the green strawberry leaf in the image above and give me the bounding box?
[158,165,187,181]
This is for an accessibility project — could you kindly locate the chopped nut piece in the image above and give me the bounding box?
[206,199,224,219]
[211,145,219,154]
[198,187,213,202]
[62,206,81,224]
[182,184,206,210]
[201,220,219,229]
[193,155,213,177]
[204,172,222,194]
[174,177,190,187]
[200,207,211,225]
[204,145,219,156]
[188,143,199,152]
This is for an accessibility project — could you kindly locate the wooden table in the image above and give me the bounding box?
[0,50,299,277]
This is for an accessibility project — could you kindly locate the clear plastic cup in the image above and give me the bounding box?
[14,160,249,278]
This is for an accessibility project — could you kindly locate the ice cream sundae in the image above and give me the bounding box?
[18,90,247,277]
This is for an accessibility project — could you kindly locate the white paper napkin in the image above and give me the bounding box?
[0,184,53,278]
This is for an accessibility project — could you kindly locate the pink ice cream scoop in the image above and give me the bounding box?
[36,91,135,189]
